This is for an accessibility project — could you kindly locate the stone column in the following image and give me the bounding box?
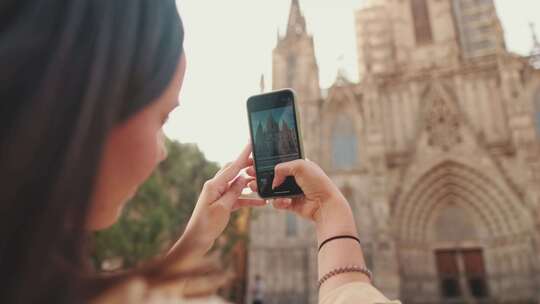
[365,83,401,299]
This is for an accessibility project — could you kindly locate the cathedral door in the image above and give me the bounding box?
[435,249,489,303]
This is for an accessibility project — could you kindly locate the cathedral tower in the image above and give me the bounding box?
[273,0,321,160]
[355,0,506,79]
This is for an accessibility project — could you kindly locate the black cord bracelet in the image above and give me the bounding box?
[318,235,361,252]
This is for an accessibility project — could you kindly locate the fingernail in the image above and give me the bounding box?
[284,198,292,205]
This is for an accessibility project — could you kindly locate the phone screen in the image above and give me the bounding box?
[247,89,303,198]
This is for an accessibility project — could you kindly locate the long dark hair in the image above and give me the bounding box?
[0,1,184,302]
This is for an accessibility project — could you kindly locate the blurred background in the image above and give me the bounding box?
[92,1,540,303]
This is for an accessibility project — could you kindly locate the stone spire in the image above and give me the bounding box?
[531,22,540,48]
[334,54,351,86]
[286,0,307,37]
[530,22,540,69]
[272,0,320,99]
[260,74,265,93]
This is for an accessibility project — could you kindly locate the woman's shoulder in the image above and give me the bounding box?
[91,277,231,304]
[90,251,233,303]
[320,282,401,304]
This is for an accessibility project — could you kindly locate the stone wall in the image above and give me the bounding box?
[247,1,540,303]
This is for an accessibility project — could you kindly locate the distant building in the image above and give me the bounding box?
[247,0,540,303]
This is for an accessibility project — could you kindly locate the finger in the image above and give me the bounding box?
[214,144,252,186]
[216,162,233,175]
[247,157,254,166]
[232,198,266,211]
[271,198,291,210]
[271,198,292,210]
[243,177,255,191]
[248,180,258,192]
[229,174,253,188]
[272,159,307,189]
[215,175,249,210]
[245,166,256,177]
[278,198,293,206]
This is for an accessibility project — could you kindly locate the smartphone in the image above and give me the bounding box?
[247,89,304,199]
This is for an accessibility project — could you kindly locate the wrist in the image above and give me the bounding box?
[171,226,214,258]
[315,194,358,242]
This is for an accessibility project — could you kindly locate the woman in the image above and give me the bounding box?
[0,1,399,303]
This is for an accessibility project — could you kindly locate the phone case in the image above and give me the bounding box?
[245,88,305,199]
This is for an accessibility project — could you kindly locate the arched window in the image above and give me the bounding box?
[411,0,433,44]
[331,114,358,170]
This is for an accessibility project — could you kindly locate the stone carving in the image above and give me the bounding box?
[425,98,462,151]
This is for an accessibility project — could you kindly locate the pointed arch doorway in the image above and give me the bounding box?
[392,161,534,303]
[432,204,489,302]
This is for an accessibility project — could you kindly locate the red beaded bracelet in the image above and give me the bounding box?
[318,265,373,289]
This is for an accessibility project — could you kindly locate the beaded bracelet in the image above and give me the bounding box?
[318,265,373,289]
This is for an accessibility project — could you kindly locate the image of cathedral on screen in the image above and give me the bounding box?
[252,108,299,159]
[246,0,540,303]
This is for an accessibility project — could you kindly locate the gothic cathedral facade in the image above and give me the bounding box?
[248,0,540,303]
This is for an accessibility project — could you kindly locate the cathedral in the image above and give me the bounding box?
[247,0,540,303]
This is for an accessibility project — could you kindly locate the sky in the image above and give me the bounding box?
[165,0,540,165]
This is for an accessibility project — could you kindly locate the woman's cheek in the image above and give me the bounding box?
[136,129,167,183]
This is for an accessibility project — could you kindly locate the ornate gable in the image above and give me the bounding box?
[416,82,466,153]
[424,96,462,151]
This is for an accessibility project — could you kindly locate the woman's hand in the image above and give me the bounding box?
[247,159,370,294]
[246,159,358,240]
[170,144,265,257]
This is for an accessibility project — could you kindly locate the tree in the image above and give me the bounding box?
[91,139,220,269]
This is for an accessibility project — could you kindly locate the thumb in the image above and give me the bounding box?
[272,159,306,189]
[216,176,248,210]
